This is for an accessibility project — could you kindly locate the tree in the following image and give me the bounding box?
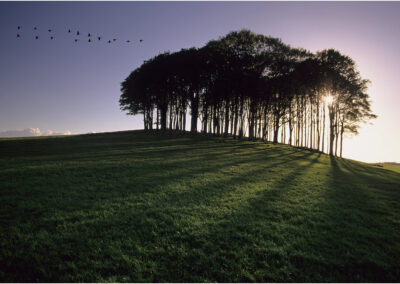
[119,30,376,158]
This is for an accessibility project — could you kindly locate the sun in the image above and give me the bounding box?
[325,95,333,104]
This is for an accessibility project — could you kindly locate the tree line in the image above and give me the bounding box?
[120,29,376,157]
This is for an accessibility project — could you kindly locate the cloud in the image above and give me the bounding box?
[0,128,72,138]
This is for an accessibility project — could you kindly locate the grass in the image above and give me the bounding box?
[371,162,400,174]
[0,130,399,282]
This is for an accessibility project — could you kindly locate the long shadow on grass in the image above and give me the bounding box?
[0,133,327,282]
[140,152,324,282]
[0,146,317,282]
[136,154,397,282]
[35,151,320,282]
[176,155,400,282]
[0,138,314,242]
[26,147,316,232]
[1,145,310,281]
[4,146,398,282]
[303,157,400,282]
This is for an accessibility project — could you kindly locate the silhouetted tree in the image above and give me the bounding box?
[119,30,375,157]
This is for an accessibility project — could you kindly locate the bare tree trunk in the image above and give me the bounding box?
[316,101,320,151]
[156,108,159,130]
[175,106,179,130]
[223,100,230,137]
[160,105,167,131]
[262,107,268,141]
[273,115,279,144]
[273,98,280,144]
[248,100,256,140]
[296,99,299,146]
[208,109,212,134]
[329,105,335,156]
[310,102,313,149]
[214,105,220,135]
[230,104,234,136]
[238,98,244,138]
[143,109,148,131]
[149,108,153,130]
[233,98,239,138]
[183,108,187,132]
[304,103,308,148]
[340,120,344,158]
[212,112,215,135]
[190,92,199,133]
[335,110,339,156]
[322,103,325,153]
[288,105,293,145]
[283,122,286,144]
[169,105,173,130]
[203,105,208,134]
[257,109,262,139]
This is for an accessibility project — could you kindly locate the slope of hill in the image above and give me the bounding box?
[0,130,399,282]
[371,162,400,174]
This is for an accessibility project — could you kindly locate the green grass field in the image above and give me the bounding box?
[371,162,400,174]
[0,130,399,282]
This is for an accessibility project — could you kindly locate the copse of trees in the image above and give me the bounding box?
[120,29,376,157]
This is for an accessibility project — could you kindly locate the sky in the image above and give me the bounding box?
[0,1,399,163]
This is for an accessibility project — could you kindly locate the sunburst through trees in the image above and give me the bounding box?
[119,29,375,157]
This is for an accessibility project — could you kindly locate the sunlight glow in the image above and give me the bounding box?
[325,95,333,105]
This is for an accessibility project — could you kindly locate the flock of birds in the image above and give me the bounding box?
[15,26,143,44]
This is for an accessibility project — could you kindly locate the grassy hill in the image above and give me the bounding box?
[371,162,400,174]
[0,130,399,282]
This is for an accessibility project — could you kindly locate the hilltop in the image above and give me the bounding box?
[0,130,399,282]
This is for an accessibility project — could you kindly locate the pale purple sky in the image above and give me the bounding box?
[0,1,399,163]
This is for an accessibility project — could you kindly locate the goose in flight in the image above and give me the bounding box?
[98,36,101,40]
[50,36,54,40]
[88,33,91,37]
[108,40,111,43]
[139,39,143,42]
[74,39,78,42]
[126,40,130,43]
[16,34,20,38]
[76,31,80,35]
[34,27,37,30]
[88,38,91,42]
[35,36,39,40]
[68,29,71,33]
[48,29,52,32]
[17,26,21,30]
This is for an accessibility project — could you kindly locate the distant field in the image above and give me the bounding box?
[371,162,400,174]
[0,130,399,282]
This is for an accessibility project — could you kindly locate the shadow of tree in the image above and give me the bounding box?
[1,131,399,282]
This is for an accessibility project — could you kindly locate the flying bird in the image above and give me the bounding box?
[108,40,111,43]
[50,36,54,40]
[16,34,20,38]
[35,36,39,40]
[74,39,78,42]
[126,40,130,43]
[17,26,21,30]
[113,38,116,41]
[88,33,91,37]
[34,27,37,30]
[98,36,101,40]
[76,31,80,35]
[88,39,91,42]
[48,29,52,32]
[68,29,71,33]
[139,39,143,42]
